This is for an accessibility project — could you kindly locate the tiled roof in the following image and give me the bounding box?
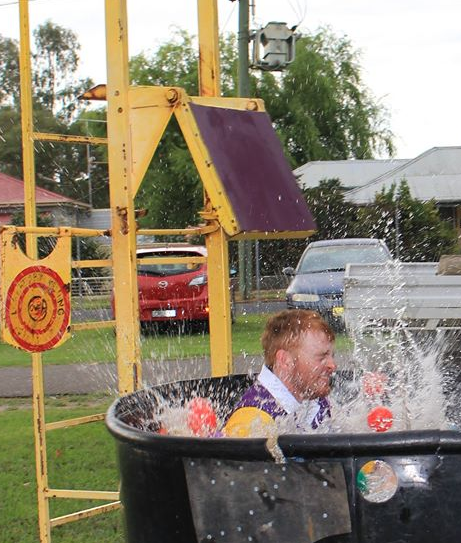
[0,172,90,208]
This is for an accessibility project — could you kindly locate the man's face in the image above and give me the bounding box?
[285,330,336,401]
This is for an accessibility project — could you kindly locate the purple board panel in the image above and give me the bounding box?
[191,103,316,233]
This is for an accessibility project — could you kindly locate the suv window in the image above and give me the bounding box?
[299,244,390,274]
[137,251,203,276]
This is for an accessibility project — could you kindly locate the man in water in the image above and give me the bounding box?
[224,309,336,437]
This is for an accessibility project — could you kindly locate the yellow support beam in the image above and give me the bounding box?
[45,413,106,431]
[33,132,108,146]
[18,1,50,541]
[128,86,175,195]
[196,0,233,376]
[72,259,112,268]
[105,0,142,394]
[197,0,221,97]
[1,226,109,237]
[50,502,121,528]
[71,321,115,331]
[45,489,120,501]
[137,224,218,236]
[206,225,233,376]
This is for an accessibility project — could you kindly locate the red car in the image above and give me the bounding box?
[135,244,209,331]
[112,244,235,332]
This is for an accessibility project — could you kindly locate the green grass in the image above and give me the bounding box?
[0,313,270,367]
[0,313,353,367]
[0,395,123,543]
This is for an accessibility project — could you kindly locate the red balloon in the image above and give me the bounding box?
[367,406,393,432]
[187,397,217,437]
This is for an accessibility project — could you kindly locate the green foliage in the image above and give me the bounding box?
[256,27,395,166]
[11,210,56,259]
[32,20,93,122]
[303,179,358,240]
[62,109,109,208]
[258,177,458,274]
[0,22,94,202]
[0,103,68,186]
[356,180,458,260]
[0,35,20,106]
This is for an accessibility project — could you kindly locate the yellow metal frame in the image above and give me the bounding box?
[9,1,315,541]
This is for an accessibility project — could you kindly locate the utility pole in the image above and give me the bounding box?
[237,0,253,300]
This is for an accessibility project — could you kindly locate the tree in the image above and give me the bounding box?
[0,23,95,202]
[32,20,92,121]
[357,180,458,261]
[255,27,394,167]
[303,179,358,241]
[0,103,68,187]
[0,35,20,106]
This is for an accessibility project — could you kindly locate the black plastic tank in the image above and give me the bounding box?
[106,376,461,543]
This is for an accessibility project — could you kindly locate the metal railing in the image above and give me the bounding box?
[71,276,113,297]
[70,274,288,298]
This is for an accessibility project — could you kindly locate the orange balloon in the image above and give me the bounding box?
[187,397,217,437]
[367,406,393,432]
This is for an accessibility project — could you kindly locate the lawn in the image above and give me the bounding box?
[0,395,123,543]
[0,314,352,542]
[0,313,267,367]
[0,313,352,368]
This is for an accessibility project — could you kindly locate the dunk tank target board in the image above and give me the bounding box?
[1,232,71,352]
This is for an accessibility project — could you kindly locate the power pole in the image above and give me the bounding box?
[237,0,252,300]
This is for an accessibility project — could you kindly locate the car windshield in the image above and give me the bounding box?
[137,251,203,276]
[298,244,390,274]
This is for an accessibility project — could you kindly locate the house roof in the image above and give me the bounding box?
[345,147,461,204]
[0,172,90,208]
[293,158,409,190]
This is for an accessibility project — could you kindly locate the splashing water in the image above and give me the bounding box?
[118,261,461,441]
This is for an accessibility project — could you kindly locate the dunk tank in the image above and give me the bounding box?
[106,75,461,543]
[101,3,461,543]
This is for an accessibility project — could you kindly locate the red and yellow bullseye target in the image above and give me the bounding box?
[1,231,71,352]
[5,266,71,352]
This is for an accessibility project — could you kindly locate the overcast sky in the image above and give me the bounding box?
[1,0,460,159]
